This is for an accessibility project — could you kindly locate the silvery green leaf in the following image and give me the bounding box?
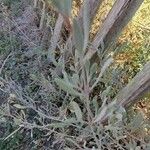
[55,78,81,96]
[101,57,113,75]
[14,118,22,125]
[90,63,98,77]
[48,122,68,128]
[83,0,90,51]
[91,57,113,89]
[85,60,90,76]
[94,106,108,123]
[48,14,64,62]
[64,148,72,150]
[30,74,38,81]
[101,86,111,100]
[51,0,72,17]
[62,70,70,82]
[64,118,77,124]
[135,146,142,150]
[13,104,26,109]
[92,97,99,116]
[118,106,126,114]
[115,113,123,121]
[70,101,83,122]
[65,138,80,148]
[48,118,77,128]
[73,19,84,55]
[72,74,79,85]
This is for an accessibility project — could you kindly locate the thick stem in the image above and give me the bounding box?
[33,0,38,8]
[84,0,144,64]
[39,0,46,30]
[85,93,101,149]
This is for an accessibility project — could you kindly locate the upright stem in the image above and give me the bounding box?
[39,0,46,30]
[33,0,38,8]
[85,94,101,149]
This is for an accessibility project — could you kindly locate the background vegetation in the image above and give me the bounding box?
[0,0,150,149]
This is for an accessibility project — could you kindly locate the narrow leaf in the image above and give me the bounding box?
[70,101,83,122]
[65,138,81,149]
[91,57,113,90]
[94,106,107,123]
[51,0,72,17]
[4,127,21,141]
[83,0,90,51]
[48,14,64,61]
[47,122,66,128]
[90,63,98,77]
[13,104,26,109]
[55,78,81,96]
[73,19,84,55]
[101,86,111,100]
[101,57,113,75]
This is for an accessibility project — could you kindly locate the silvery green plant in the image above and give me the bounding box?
[1,0,148,149]
[47,0,128,148]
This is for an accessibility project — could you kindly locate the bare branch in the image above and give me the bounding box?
[92,0,144,49]
[94,61,150,124]
[115,61,150,107]
[84,0,144,62]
